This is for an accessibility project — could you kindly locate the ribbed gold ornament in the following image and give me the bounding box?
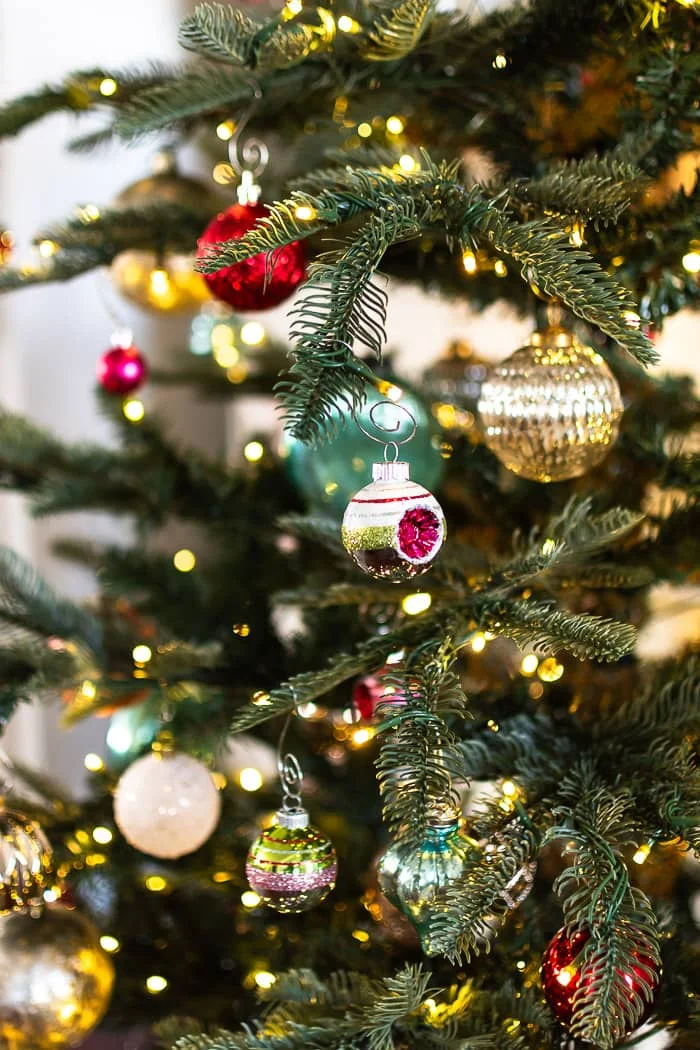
[0,809,54,914]
[478,324,623,482]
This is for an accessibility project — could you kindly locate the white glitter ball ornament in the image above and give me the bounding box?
[114,746,221,859]
[342,461,445,581]
[478,324,623,483]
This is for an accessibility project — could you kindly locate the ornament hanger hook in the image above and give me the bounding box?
[276,705,304,813]
[356,400,417,463]
[227,81,269,192]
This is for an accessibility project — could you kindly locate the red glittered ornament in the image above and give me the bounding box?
[197,201,306,312]
[97,344,148,395]
[541,926,659,1032]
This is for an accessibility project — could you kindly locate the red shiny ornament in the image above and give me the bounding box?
[541,926,659,1031]
[197,202,306,312]
[97,345,147,395]
[351,668,407,722]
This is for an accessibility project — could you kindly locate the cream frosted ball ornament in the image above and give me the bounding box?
[477,322,623,483]
[342,461,445,582]
[114,741,221,859]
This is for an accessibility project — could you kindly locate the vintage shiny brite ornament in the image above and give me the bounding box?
[246,808,337,913]
[0,903,114,1050]
[114,742,221,859]
[541,925,659,1032]
[342,461,445,581]
[97,343,148,395]
[197,201,306,312]
[478,323,623,482]
[0,809,53,914]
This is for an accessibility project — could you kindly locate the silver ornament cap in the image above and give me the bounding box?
[372,461,410,482]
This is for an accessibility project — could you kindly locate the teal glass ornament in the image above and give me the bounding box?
[105,702,160,769]
[377,815,477,956]
[283,375,445,517]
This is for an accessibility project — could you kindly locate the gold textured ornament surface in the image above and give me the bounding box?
[478,324,623,482]
[0,904,114,1049]
[0,809,53,914]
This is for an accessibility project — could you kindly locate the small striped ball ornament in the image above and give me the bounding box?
[246,808,337,914]
[342,461,445,582]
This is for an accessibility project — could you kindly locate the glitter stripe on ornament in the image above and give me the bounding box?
[246,862,337,893]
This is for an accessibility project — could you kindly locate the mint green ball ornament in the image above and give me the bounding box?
[283,375,445,516]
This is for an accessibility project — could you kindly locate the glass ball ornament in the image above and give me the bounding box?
[197,201,306,312]
[422,339,488,436]
[110,165,220,315]
[283,374,445,516]
[97,342,148,396]
[246,808,337,914]
[478,324,623,482]
[113,742,221,859]
[377,814,477,955]
[541,925,659,1032]
[0,903,114,1050]
[0,809,53,914]
[111,250,209,314]
[342,461,445,582]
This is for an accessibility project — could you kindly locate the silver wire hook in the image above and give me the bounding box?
[227,81,269,181]
[276,699,304,812]
[356,399,418,462]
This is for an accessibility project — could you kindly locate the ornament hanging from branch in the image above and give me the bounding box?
[342,395,446,581]
[197,87,306,311]
[478,305,623,482]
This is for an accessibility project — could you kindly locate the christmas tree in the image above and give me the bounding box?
[0,1,698,1049]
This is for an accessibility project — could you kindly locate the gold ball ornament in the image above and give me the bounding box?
[0,809,54,914]
[110,165,219,314]
[0,904,114,1050]
[478,323,623,482]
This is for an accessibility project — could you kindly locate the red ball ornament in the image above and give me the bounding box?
[197,202,306,312]
[352,669,407,722]
[541,926,659,1032]
[97,345,147,395]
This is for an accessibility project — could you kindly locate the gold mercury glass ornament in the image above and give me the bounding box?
[0,807,54,914]
[477,318,623,482]
[0,903,114,1050]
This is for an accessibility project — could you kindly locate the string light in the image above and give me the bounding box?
[38,239,59,258]
[99,77,118,97]
[254,971,277,989]
[540,538,557,556]
[682,249,700,274]
[92,826,113,845]
[252,691,272,706]
[239,767,264,792]
[173,548,196,572]
[132,644,152,664]
[398,154,418,173]
[492,51,508,69]
[81,680,96,700]
[337,14,361,31]
[632,842,652,865]
[216,120,235,140]
[84,753,104,772]
[298,701,318,718]
[556,967,575,988]
[241,890,261,907]
[146,975,168,994]
[145,875,168,893]
[462,250,478,274]
[352,929,370,942]
[569,222,585,247]
[100,935,120,953]
[294,204,317,220]
[357,122,372,138]
[386,115,405,135]
[240,321,266,346]
[285,0,303,12]
[538,657,564,682]
[213,162,235,184]
[351,726,374,746]
[244,440,264,463]
[233,623,251,636]
[471,632,486,653]
[123,399,145,423]
[212,870,233,883]
[401,592,432,615]
[149,268,171,298]
[520,654,539,676]
[494,259,508,277]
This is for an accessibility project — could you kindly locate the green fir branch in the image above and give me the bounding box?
[179,4,259,64]
[363,0,438,62]
[115,66,252,138]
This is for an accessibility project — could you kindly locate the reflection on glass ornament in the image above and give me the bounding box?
[106,701,160,767]
[478,322,623,482]
[0,809,53,914]
[342,461,445,582]
[377,812,477,955]
[246,810,337,914]
[97,340,148,396]
[422,339,489,436]
[541,925,659,1032]
[283,375,444,516]
[114,739,221,859]
[0,903,114,1050]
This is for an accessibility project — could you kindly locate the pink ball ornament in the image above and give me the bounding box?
[97,344,148,395]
